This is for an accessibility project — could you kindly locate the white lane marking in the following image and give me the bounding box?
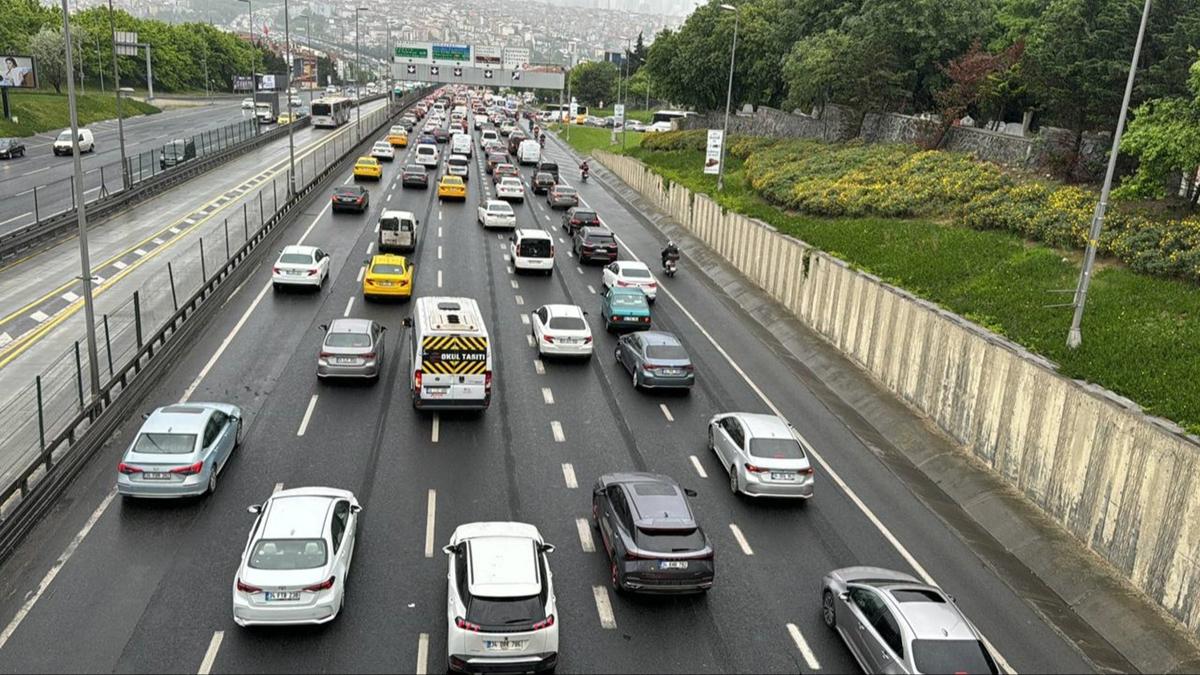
[507,266,514,274]
[577,266,583,275]
[587,285,596,294]
[438,209,443,221]
[437,270,443,288]
[438,226,443,237]
[562,463,578,488]
[689,455,708,479]
[0,488,118,650]
[374,221,381,233]
[197,631,224,675]
[366,242,374,255]
[152,237,165,245]
[169,226,182,234]
[611,233,1015,674]
[30,310,48,323]
[184,218,197,225]
[0,332,11,348]
[424,489,437,558]
[0,211,32,227]
[416,633,430,675]
[180,281,272,402]
[660,404,674,422]
[526,335,535,348]
[729,523,754,555]
[542,388,554,405]
[273,482,284,494]
[386,194,391,202]
[534,359,545,375]
[576,518,595,553]
[60,291,79,303]
[357,266,365,283]
[787,623,822,671]
[520,313,530,325]
[431,414,440,443]
[551,421,565,442]
[343,297,355,317]
[558,237,565,244]
[297,395,319,436]
[112,261,128,270]
[343,176,352,185]
[437,245,443,260]
[592,586,617,629]
[514,295,524,306]
[510,280,519,289]
[297,201,333,245]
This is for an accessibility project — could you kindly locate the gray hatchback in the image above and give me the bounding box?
[116,403,242,498]
[614,331,695,391]
[317,318,387,381]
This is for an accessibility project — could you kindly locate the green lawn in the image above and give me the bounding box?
[553,124,643,157]
[625,146,1200,435]
[0,90,160,137]
[588,107,655,123]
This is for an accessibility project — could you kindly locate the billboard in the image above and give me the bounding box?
[232,75,253,92]
[704,129,723,175]
[474,45,502,67]
[432,43,471,65]
[395,41,432,64]
[503,47,530,70]
[0,56,36,88]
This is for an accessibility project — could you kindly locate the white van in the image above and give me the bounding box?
[450,133,473,157]
[509,229,555,275]
[415,143,440,167]
[52,128,95,156]
[405,297,492,410]
[446,155,470,180]
[479,129,499,149]
[378,210,418,252]
[517,139,541,166]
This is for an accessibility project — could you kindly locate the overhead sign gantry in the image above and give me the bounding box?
[390,42,565,91]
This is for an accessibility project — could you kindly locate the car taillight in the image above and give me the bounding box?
[532,614,555,631]
[455,617,481,632]
[744,463,769,473]
[272,267,282,274]
[683,364,695,372]
[799,467,815,475]
[399,280,409,287]
[363,352,377,360]
[304,576,335,592]
[320,352,334,359]
[542,334,554,343]
[584,336,593,344]
[617,280,631,287]
[117,462,142,475]
[171,461,204,475]
[414,369,422,393]
[647,282,658,288]
[484,371,492,391]
[236,579,262,593]
[331,196,337,202]
[306,269,318,276]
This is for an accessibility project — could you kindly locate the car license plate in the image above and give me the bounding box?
[484,640,527,652]
[425,387,448,398]
[265,591,301,601]
[661,368,682,376]
[142,472,172,480]
[335,357,357,365]
[660,560,688,570]
[770,472,795,481]
[560,337,578,344]
[377,281,393,287]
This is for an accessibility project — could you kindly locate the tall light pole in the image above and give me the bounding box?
[610,37,626,146]
[717,3,739,192]
[620,34,631,151]
[1066,0,1152,349]
[61,0,102,403]
[238,0,257,109]
[354,6,368,138]
[107,0,129,189]
[283,0,296,195]
[301,13,313,105]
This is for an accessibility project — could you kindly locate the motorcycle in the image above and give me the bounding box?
[581,169,589,183]
[663,257,678,277]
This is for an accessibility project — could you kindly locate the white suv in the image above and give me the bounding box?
[444,522,558,674]
[510,229,554,275]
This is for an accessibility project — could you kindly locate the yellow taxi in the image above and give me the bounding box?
[387,126,408,147]
[437,175,467,200]
[362,254,414,300]
[277,112,294,125]
[353,157,382,181]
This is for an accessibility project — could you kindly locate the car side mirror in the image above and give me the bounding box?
[839,591,849,602]
[539,543,556,554]
[402,317,413,328]
[350,504,363,514]
[683,488,698,498]
[247,504,261,515]
[142,412,151,420]
[319,324,328,332]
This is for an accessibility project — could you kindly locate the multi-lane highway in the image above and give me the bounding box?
[0,102,1104,673]
[0,98,250,234]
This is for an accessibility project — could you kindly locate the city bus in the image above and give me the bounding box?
[541,103,588,123]
[311,96,352,128]
[651,109,696,125]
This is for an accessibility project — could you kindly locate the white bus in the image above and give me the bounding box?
[311,96,352,128]
[651,109,697,125]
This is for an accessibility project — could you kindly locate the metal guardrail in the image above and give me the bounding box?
[0,92,390,263]
[0,87,433,563]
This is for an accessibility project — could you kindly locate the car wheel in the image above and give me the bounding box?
[707,425,714,452]
[729,466,740,495]
[822,589,837,629]
[610,561,623,593]
[632,368,639,390]
[207,469,218,495]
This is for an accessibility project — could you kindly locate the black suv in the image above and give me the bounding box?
[531,171,556,195]
[562,207,601,236]
[592,472,714,594]
[573,226,618,263]
[331,185,369,213]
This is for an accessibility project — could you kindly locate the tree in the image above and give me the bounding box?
[0,0,57,54]
[27,25,72,93]
[782,29,908,134]
[570,60,618,107]
[931,40,1024,146]
[625,31,647,76]
[1116,59,1200,205]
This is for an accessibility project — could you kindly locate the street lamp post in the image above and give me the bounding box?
[1066,0,1152,349]
[354,7,368,138]
[61,0,102,405]
[283,0,296,195]
[716,3,739,192]
[620,35,631,151]
[238,0,257,114]
[302,13,313,105]
[106,0,129,189]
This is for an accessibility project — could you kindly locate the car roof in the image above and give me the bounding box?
[616,260,649,271]
[515,228,551,240]
[639,331,682,346]
[882,586,979,640]
[142,404,214,434]
[542,304,585,318]
[261,494,334,540]
[328,318,374,333]
[371,254,409,265]
[281,245,318,255]
[604,473,695,528]
[380,209,415,219]
[730,412,793,439]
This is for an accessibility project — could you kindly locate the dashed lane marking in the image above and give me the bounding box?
[542,388,554,405]
[729,523,754,555]
[514,295,524,306]
[562,463,577,488]
[343,297,355,317]
[551,421,565,443]
[787,623,822,671]
[437,270,443,288]
[297,395,318,436]
[431,414,440,443]
[197,631,223,675]
[576,518,595,553]
[690,456,708,479]
[520,313,530,325]
[592,586,617,629]
[60,292,79,304]
[534,359,545,375]
[30,311,48,323]
[416,633,430,675]
[660,404,674,422]
[424,489,437,558]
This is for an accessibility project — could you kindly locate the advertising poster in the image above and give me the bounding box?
[614,103,625,130]
[704,129,723,175]
[0,56,36,88]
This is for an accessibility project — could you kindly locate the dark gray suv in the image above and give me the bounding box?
[592,472,714,594]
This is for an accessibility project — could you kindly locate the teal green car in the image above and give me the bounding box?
[601,287,651,332]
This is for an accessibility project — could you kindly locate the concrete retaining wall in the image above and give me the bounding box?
[594,149,1200,636]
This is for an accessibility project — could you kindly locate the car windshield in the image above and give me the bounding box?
[912,640,999,675]
[646,344,687,360]
[548,316,586,331]
[749,437,806,460]
[634,527,705,553]
[575,211,598,221]
[372,264,406,275]
[56,131,78,142]
[279,253,313,265]
[465,595,544,628]
[622,267,651,279]
[325,332,372,348]
[131,432,197,455]
[249,539,328,570]
[611,294,647,309]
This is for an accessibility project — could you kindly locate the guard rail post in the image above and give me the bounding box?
[36,376,45,452]
[73,341,84,410]
[167,262,178,312]
[102,314,113,377]
[133,291,143,351]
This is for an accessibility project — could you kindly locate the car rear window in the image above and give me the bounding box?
[912,640,999,675]
[748,438,806,460]
[587,233,615,244]
[325,332,372,348]
[250,539,328,570]
[611,294,647,309]
[645,344,687,360]
[418,146,435,154]
[405,165,425,173]
[574,211,598,221]
[335,188,362,196]
[448,157,468,166]
[548,316,587,331]
[555,187,577,195]
[634,527,705,553]
[279,253,313,264]
[622,267,651,279]
[132,432,197,455]
[465,595,544,629]
[372,264,406,275]
[518,239,552,257]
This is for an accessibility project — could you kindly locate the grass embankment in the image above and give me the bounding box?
[620,133,1200,435]
[588,107,654,123]
[553,123,644,157]
[0,91,160,137]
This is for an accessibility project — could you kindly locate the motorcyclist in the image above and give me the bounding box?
[662,240,680,267]
[580,160,590,179]
[539,132,546,147]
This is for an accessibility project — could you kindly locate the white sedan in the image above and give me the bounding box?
[477,199,517,229]
[531,304,593,358]
[241,97,254,109]
[601,260,658,302]
[232,487,361,626]
[708,413,815,499]
[496,177,525,202]
[370,141,395,162]
[272,245,330,291]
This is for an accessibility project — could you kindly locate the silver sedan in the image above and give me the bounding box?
[317,318,387,381]
[116,403,242,498]
[708,412,814,498]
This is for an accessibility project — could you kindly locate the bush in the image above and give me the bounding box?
[639,129,707,152]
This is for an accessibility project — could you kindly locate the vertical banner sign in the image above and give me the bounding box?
[704,129,723,175]
[569,98,578,120]
[614,103,625,130]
